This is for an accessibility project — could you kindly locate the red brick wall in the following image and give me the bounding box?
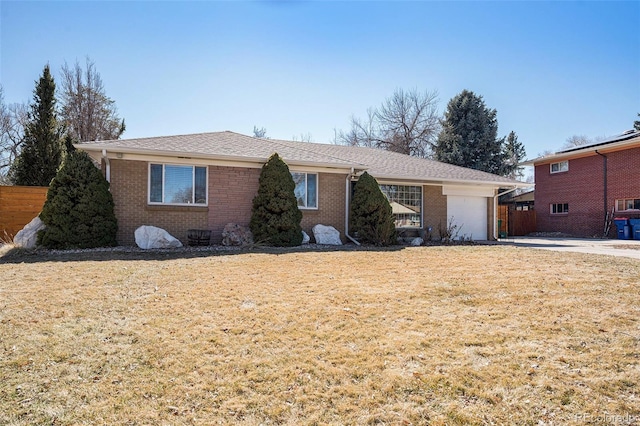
[207,166,261,244]
[109,160,209,246]
[110,160,349,245]
[423,185,447,239]
[535,147,640,237]
[301,173,347,241]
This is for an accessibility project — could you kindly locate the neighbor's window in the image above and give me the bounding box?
[550,203,569,214]
[379,184,422,228]
[550,161,569,173]
[149,164,207,205]
[616,198,640,212]
[292,172,317,209]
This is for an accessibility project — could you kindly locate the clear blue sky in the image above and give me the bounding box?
[1,1,638,158]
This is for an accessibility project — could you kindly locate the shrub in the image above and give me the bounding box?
[250,153,303,247]
[38,150,117,249]
[350,171,397,246]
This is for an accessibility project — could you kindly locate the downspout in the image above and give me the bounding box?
[493,187,519,240]
[101,149,111,183]
[595,150,608,234]
[345,168,361,245]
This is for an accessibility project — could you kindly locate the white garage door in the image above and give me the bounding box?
[447,195,487,240]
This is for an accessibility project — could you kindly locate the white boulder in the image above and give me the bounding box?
[410,237,424,246]
[301,230,310,244]
[13,216,46,249]
[134,225,183,249]
[312,224,342,245]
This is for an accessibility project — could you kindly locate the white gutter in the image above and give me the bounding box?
[493,186,522,240]
[102,149,110,183]
[344,168,361,246]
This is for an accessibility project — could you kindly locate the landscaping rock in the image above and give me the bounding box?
[13,216,45,249]
[410,237,424,246]
[134,225,183,249]
[221,223,254,246]
[301,230,310,244]
[312,224,342,245]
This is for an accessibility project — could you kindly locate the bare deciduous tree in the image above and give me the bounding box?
[253,126,268,139]
[59,58,125,142]
[337,88,440,158]
[291,132,313,142]
[0,87,28,183]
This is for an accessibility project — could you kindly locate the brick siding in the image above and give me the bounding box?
[301,173,347,241]
[422,185,448,239]
[110,160,349,245]
[535,146,640,237]
[109,160,208,246]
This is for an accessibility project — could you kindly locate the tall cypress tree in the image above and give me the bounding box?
[434,90,506,176]
[38,150,118,249]
[10,65,64,186]
[250,153,303,247]
[350,171,397,246]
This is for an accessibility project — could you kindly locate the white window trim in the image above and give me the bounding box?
[148,163,208,206]
[379,183,423,229]
[550,161,569,174]
[616,198,640,212]
[291,172,318,210]
[550,203,569,215]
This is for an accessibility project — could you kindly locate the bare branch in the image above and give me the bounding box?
[338,88,440,158]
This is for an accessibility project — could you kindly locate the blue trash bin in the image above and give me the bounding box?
[629,219,640,240]
[614,218,631,240]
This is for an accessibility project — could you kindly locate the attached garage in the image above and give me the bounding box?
[443,186,494,240]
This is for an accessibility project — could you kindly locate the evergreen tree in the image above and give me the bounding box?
[10,65,64,186]
[350,172,397,246]
[250,153,303,247]
[434,90,507,175]
[38,150,117,249]
[634,113,640,131]
[502,131,527,180]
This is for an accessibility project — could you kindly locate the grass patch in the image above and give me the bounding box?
[1,246,639,424]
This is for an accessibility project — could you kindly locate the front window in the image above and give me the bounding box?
[616,198,640,212]
[550,203,569,214]
[149,164,207,205]
[550,161,569,174]
[379,184,422,228]
[292,172,317,209]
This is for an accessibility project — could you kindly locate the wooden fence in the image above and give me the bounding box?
[498,204,537,237]
[0,185,48,240]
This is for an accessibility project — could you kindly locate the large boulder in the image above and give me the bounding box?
[410,237,424,246]
[221,223,254,246]
[301,230,310,244]
[134,225,183,249]
[13,216,46,249]
[312,224,342,245]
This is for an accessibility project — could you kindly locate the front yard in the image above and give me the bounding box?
[1,246,638,425]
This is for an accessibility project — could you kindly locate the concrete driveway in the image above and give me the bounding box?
[499,237,640,260]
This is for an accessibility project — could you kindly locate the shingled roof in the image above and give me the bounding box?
[78,131,526,187]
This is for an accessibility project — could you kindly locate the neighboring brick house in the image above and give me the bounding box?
[77,131,526,245]
[527,130,640,237]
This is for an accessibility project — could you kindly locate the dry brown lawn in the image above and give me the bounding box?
[1,245,639,425]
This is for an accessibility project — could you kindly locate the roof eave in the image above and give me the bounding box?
[74,144,359,170]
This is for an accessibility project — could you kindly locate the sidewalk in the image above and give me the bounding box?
[498,237,640,260]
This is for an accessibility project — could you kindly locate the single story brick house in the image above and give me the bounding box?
[76,131,527,245]
[525,130,640,237]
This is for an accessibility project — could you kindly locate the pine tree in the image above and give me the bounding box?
[634,113,640,131]
[502,131,526,180]
[10,65,64,186]
[250,153,303,247]
[434,90,507,175]
[350,172,397,246]
[38,150,117,249]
